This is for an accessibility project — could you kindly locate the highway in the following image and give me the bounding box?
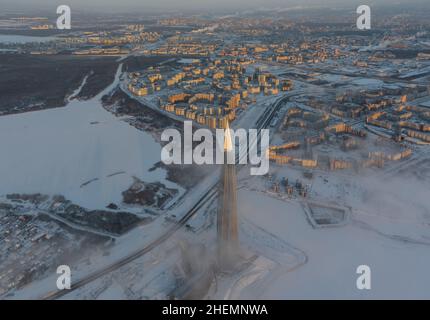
[41,92,297,300]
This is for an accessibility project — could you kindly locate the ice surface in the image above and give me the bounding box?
[0,66,180,210]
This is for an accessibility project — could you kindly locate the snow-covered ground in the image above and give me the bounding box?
[235,181,430,299]
[0,65,182,210]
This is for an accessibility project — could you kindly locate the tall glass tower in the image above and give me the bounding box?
[217,121,239,270]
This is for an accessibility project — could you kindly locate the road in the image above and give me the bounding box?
[41,92,298,300]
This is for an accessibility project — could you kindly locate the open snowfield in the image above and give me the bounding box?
[0,66,180,210]
[237,187,430,299]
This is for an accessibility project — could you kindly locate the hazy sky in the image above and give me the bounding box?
[1,0,425,13]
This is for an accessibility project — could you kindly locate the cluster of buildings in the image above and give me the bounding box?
[66,26,159,56]
[127,59,293,128]
[73,47,130,56]
[248,41,336,65]
[145,37,341,66]
[269,135,413,172]
[0,200,65,294]
[327,148,413,171]
[0,193,117,296]
[283,81,430,146]
[65,25,159,45]
[269,141,318,169]
[270,102,416,172]
[333,85,428,119]
[30,24,54,30]
[366,102,430,144]
[146,43,215,57]
[268,176,310,198]
[0,22,162,56]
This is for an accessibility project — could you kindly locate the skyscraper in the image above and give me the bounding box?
[217,121,239,270]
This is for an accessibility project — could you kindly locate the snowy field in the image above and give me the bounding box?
[237,187,430,299]
[0,66,181,210]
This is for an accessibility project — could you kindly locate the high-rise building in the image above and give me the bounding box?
[217,122,239,270]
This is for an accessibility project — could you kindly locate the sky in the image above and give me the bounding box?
[0,0,430,16]
[1,0,426,13]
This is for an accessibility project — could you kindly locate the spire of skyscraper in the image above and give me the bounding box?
[217,120,239,271]
[223,120,233,152]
